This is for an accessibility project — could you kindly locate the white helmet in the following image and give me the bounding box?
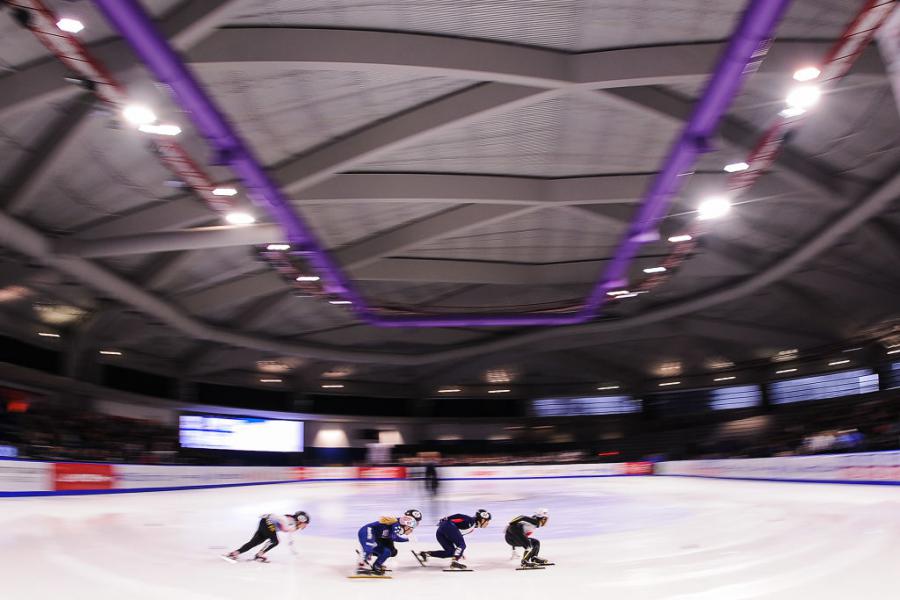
[534,508,549,524]
[399,515,417,529]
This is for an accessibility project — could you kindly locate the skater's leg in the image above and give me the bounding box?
[254,521,279,559]
[523,538,541,562]
[235,519,269,554]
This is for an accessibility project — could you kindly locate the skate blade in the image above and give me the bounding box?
[410,550,427,567]
[220,555,237,564]
[443,568,474,572]
[516,566,546,571]
[349,573,392,579]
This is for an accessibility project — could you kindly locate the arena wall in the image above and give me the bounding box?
[0,460,651,496]
[657,451,900,485]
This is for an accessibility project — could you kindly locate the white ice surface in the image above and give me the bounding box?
[3,476,900,599]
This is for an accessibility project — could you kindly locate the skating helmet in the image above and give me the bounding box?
[534,507,549,526]
[475,509,492,527]
[404,509,423,523]
[293,511,310,525]
[399,515,417,530]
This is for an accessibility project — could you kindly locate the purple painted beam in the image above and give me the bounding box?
[92,0,789,328]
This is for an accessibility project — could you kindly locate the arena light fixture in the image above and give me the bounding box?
[212,187,238,196]
[643,266,667,274]
[779,106,807,118]
[596,385,620,391]
[828,359,850,366]
[122,104,156,126]
[225,211,255,225]
[437,388,461,393]
[56,18,85,33]
[329,299,352,305]
[99,350,122,356]
[786,85,821,111]
[724,161,749,173]
[658,381,681,387]
[321,383,344,389]
[775,368,797,374]
[888,349,900,355]
[697,196,731,220]
[714,376,736,382]
[488,388,511,394]
[259,378,282,383]
[793,66,821,82]
[37,332,60,338]
[607,290,631,297]
[266,244,290,251]
[668,234,693,243]
[138,123,181,136]
[296,275,320,282]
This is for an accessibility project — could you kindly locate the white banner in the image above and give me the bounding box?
[0,460,51,492]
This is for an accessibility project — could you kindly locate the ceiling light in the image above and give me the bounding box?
[34,303,86,325]
[614,292,639,298]
[329,299,352,305]
[37,332,60,338]
[775,368,797,374]
[212,187,238,196]
[321,384,344,389]
[225,212,255,225]
[772,349,798,362]
[697,196,731,220]
[786,85,821,110]
[779,106,807,118]
[257,359,302,374]
[138,123,181,136]
[887,349,900,355]
[656,361,682,376]
[842,347,863,353]
[296,275,321,282]
[56,18,84,33]
[0,285,32,303]
[122,104,156,126]
[793,66,821,82]
[596,385,620,391]
[828,359,850,366]
[99,350,122,356]
[322,366,354,379]
[714,376,736,382]
[707,359,735,370]
[488,389,511,394]
[724,162,749,173]
[607,290,630,297]
[485,368,515,384]
[668,234,693,243]
[259,378,282,383]
[643,266,667,274]
[267,244,290,251]
[438,388,461,393]
[659,381,681,387]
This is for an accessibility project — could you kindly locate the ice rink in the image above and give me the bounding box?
[3,475,899,599]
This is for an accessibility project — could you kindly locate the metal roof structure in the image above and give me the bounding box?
[0,0,898,396]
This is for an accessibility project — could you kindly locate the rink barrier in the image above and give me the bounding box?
[657,451,900,486]
[0,460,652,496]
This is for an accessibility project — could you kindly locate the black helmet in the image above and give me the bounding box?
[475,509,491,526]
[293,511,310,524]
[404,508,423,523]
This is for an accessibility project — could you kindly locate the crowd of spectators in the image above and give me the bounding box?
[1,386,898,466]
[0,395,177,463]
[683,394,900,460]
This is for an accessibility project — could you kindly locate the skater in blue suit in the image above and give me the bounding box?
[357,514,418,574]
[413,509,491,570]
